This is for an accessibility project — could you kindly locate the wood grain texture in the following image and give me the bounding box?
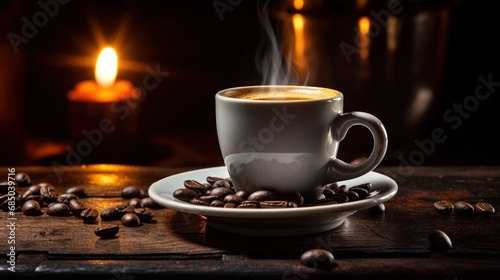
[1,165,499,278]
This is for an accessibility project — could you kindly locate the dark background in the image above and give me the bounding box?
[0,0,499,167]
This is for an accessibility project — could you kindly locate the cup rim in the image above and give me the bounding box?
[215,85,343,103]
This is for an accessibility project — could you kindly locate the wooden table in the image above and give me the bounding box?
[1,165,499,279]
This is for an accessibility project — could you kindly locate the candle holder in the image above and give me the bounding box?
[67,81,139,164]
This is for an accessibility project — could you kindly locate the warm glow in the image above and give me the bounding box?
[358,17,371,61]
[95,47,118,88]
[294,0,304,10]
[292,13,306,76]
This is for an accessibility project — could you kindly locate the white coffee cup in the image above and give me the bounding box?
[215,85,388,195]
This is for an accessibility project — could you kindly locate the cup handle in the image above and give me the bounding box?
[325,112,388,183]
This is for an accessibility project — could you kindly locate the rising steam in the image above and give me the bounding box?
[255,0,302,85]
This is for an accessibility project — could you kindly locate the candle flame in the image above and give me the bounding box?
[95,47,118,88]
[294,0,304,10]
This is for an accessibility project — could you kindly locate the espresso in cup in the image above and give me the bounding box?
[216,86,387,195]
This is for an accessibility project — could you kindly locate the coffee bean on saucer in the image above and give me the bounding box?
[121,213,141,227]
[475,202,495,217]
[223,194,244,205]
[15,172,31,187]
[224,203,237,208]
[198,195,220,203]
[324,182,340,192]
[453,201,474,215]
[66,187,88,198]
[206,176,225,185]
[237,201,260,208]
[349,187,369,199]
[212,179,231,189]
[47,202,70,216]
[81,208,98,224]
[434,200,454,215]
[331,193,349,204]
[429,230,452,252]
[210,200,225,207]
[322,188,336,198]
[247,190,278,202]
[345,191,359,202]
[300,249,335,270]
[209,187,234,199]
[183,180,205,192]
[173,188,198,202]
[22,200,41,216]
[337,185,348,193]
[352,182,372,192]
[234,191,249,200]
[260,201,289,208]
[190,198,210,206]
[94,225,120,238]
[121,186,145,199]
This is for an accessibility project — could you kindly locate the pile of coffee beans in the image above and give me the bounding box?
[1,172,163,239]
[172,176,373,209]
[434,200,495,217]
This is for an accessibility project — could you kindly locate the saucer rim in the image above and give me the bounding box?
[148,166,398,219]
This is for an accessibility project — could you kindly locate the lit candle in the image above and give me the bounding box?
[67,47,138,163]
[68,47,134,103]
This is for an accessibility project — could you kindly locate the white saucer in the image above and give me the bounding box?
[148,166,398,236]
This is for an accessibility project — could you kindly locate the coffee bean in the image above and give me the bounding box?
[121,186,145,199]
[117,205,136,218]
[129,198,144,208]
[133,207,155,222]
[40,184,57,203]
[260,201,288,208]
[28,184,41,194]
[300,249,335,270]
[332,193,349,203]
[324,182,340,192]
[224,203,237,208]
[69,199,87,217]
[434,200,454,215]
[453,201,474,215]
[369,203,386,215]
[23,195,44,205]
[0,181,10,194]
[121,213,141,227]
[475,202,495,217]
[235,191,249,200]
[247,190,278,202]
[94,225,120,238]
[283,193,304,206]
[56,196,71,205]
[20,190,35,202]
[287,201,299,208]
[239,201,261,208]
[209,187,234,199]
[352,182,372,192]
[183,180,205,192]
[349,187,369,199]
[337,185,348,193]
[47,202,70,216]
[66,186,88,198]
[206,176,225,185]
[345,191,359,202]
[101,207,120,221]
[210,200,225,207]
[141,197,163,209]
[322,188,336,198]
[22,200,41,216]
[223,194,244,205]
[81,208,98,224]
[59,193,79,201]
[1,195,21,212]
[212,179,231,189]
[429,230,452,252]
[173,188,198,202]
[190,198,210,206]
[198,195,220,203]
[15,172,31,187]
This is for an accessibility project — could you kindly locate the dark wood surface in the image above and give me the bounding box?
[1,165,500,279]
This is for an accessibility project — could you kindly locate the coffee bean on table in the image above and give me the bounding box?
[475,202,495,217]
[69,199,87,216]
[40,184,57,203]
[121,186,145,199]
[428,230,452,252]
[141,197,163,209]
[369,203,386,215]
[299,249,335,270]
[453,201,474,215]
[101,207,120,221]
[173,188,198,202]
[117,205,136,218]
[94,225,120,238]
[129,198,144,208]
[66,187,88,198]
[15,172,31,187]
[22,200,41,216]
[59,193,79,201]
[134,207,155,222]
[23,195,44,205]
[28,184,41,194]
[81,208,98,224]
[434,200,454,215]
[47,202,70,216]
[121,213,141,227]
